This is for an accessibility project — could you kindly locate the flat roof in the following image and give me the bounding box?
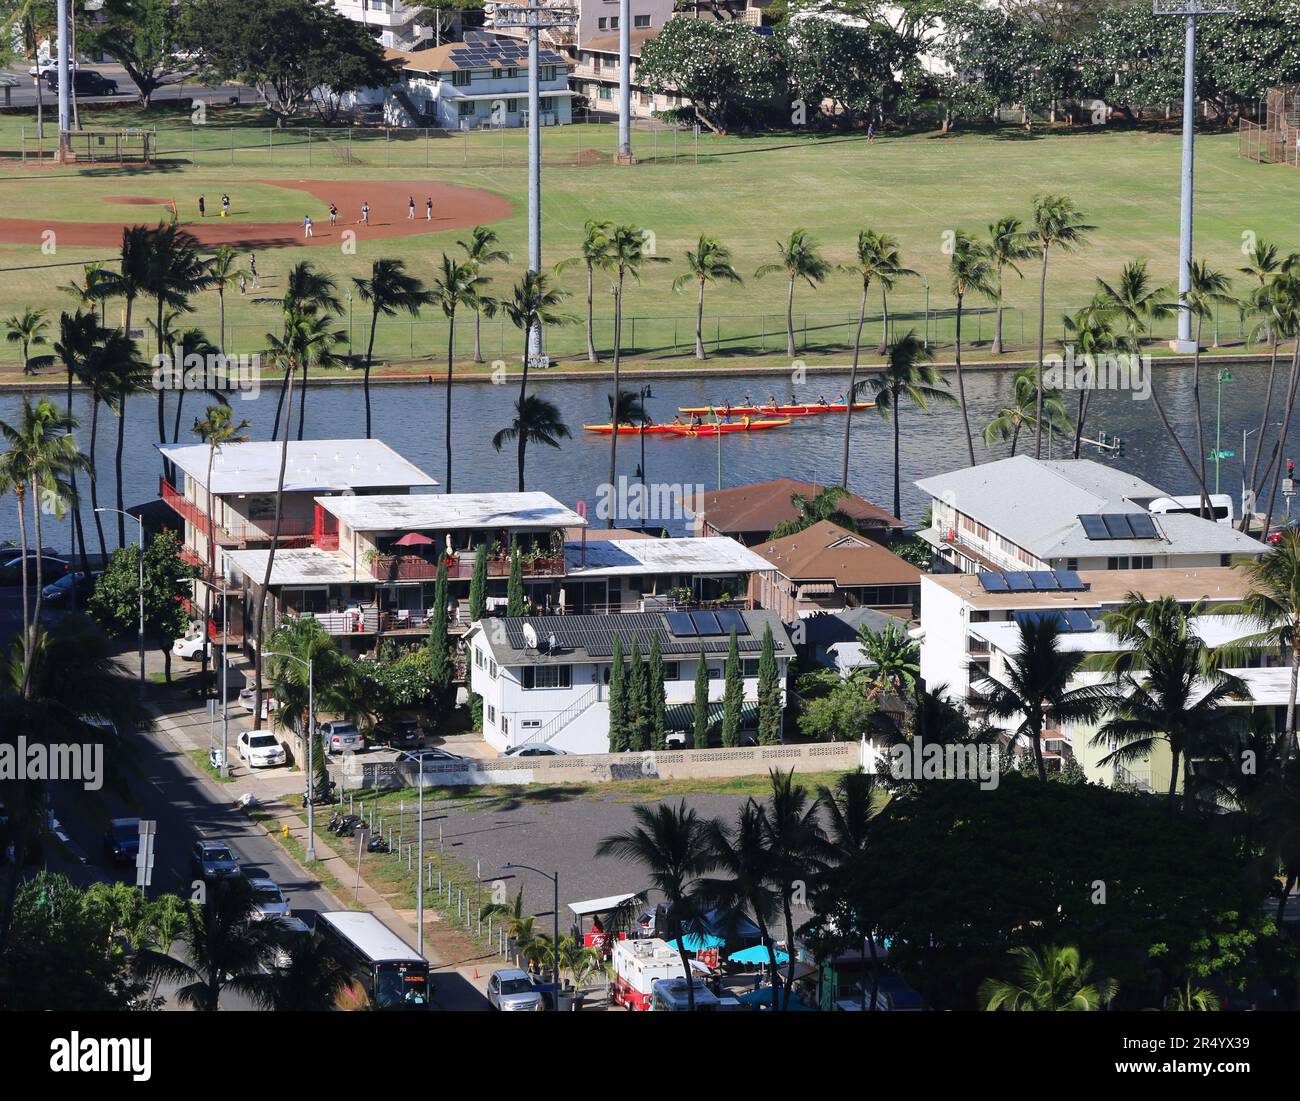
[564,536,771,577]
[923,566,1247,610]
[970,614,1259,654]
[224,547,357,587]
[315,492,586,532]
[159,440,437,495]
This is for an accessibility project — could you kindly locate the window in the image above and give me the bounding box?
[521,719,541,729]
[1106,555,1154,570]
[707,665,722,680]
[458,100,475,117]
[501,716,509,736]
[489,659,498,679]
[475,647,484,669]
[486,705,496,727]
[541,65,558,81]
[507,98,520,113]
[610,16,619,28]
[1066,558,1078,572]
[598,16,607,28]
[452,70,471,87]
[662,661,680,681]
[599,86,612,100]
[505,67,518,79]
[741,658,760,678]
[634,13,650,26]
[522,665,572,690]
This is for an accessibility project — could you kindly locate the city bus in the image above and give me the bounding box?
[313,911,432,1010]
[650,977,721,1011]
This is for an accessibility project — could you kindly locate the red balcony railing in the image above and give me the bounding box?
[369,554,565,582]
[160,478,318,547]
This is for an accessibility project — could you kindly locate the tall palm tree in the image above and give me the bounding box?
[755,228,831,360]
[603,226,667,526]
[972,616,1108,781]
[769,485,858,539]
[1257,265,1300,540]
[353,258,434,440]
[492,394,571,492]
[206,245,245,355]
[607,387,648,429]
[672,234,743,361]
[1029,195,1094,457]
[78,330,143,561]
[271,261,343,442]
[763,769,827,1008]
[980,945,1116,1011]
[1061,296,1117,457]
[595,801,712,1011]
[133,879,281,1011]
[102,224,153,344]
[555,219,613,362]
[987,215,1035,355]
[459,225,511,363]
[862,330,953,520]
[57,262,114,328]
[1181,260,1236,515]
[429,254,490,490]
[1088,595,1246,812]
[169,326,218,445]
[53,309,102,576]
[256,929,351,1011]
[816,771,889,1010]
[982,363,1072,457]
[949,231,997,466]
[1240,274,1291,528]
[838,230,914,487]
[4,307,48,374]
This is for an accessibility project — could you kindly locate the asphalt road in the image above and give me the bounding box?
[2,64,258,110]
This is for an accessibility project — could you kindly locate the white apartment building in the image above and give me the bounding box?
[916,457,1263,575]
[333,0,430,51]
[467,608,794,755]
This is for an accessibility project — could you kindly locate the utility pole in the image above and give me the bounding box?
[617,0,633,163]
[1153,0,1235,352]
[56,0,70,161]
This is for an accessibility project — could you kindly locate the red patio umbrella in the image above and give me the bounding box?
[393,532,435,547]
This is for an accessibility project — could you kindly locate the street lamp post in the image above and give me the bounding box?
[265,649,316,861]
[502,861,559,988]
[1154,0,1236,353]
[1213,367,1233,493]
[95,507,145,699]
[56,0,69,162]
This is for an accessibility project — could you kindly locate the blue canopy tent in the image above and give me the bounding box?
[664,932,725,953]
[728,945,789,966]
[736,986,815,1010]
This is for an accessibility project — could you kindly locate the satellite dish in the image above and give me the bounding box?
[522,623,539,650]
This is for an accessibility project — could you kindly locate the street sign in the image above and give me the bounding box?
[135,819,156,888]
[1205,449,1235,460]
[1284,478,1295,499]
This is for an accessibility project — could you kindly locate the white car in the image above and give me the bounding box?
[173,631,209,660]
[503,744,567,758]
[247,878,291,921]
[238,730,286,769]
[487,968,545,1011]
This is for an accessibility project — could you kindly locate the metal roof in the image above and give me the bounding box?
[159,440,437,496]
[224,547,357,587]
[315,492,586,532]
[564,536,771,577]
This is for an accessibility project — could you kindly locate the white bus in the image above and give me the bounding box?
[650,977,721,1011]
[314,911,432,1010]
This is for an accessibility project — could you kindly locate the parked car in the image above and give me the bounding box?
[396,748,465,769]
[487,968,545,1012]
[372,715,424,748]
[0,554,68,585]
[237,686,280,720]
[190,840,241,880]
[173,630,210,661]
[45,69,118,96]
[247,877,291,921]
[103,817,140,865]
[318,721,364,754]
[1266,521,1300,545]
[238,730,286,769]
[503,744,567,758]
[41,569,101,605]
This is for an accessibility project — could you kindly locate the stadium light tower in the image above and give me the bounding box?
[56,0,70,162]
[1153,0,1235,353]
[491,3,577,362]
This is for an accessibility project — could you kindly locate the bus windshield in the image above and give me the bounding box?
[375,963,430,1009]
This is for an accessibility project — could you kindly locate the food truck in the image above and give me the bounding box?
[611,938,690,1010]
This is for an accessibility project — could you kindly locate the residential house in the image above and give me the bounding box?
[750,520,921,620]
[694,478,902,546]
[466,608,795,754]
[798,606,913,676]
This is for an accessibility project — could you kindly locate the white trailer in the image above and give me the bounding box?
[610,938,687,1011]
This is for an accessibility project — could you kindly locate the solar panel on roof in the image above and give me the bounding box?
[1063,610,1097,632]
[978,572,1009,592]
[1004,572,1032,592]
[716,610,748,636]
[1028,571,1059,591]
[690,611,722,635]
[1079,514,1109,540]
[666,612,696,637]
[1102,513,1133,539]
[1127,513,1160,539]
[1054,569,1088,591]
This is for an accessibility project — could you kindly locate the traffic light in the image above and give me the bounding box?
[1289,458,1295,481]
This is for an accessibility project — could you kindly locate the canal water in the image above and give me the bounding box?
[0,359,1289,550]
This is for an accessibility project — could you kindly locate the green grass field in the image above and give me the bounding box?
[0,101,1295,372]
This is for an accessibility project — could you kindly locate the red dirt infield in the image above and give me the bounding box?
[0,178,511,251]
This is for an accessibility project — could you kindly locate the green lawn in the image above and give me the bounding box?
[0,102,1295,370]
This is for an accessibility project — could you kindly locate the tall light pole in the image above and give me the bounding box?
[493,4,577,362]
[416,767,426,956]
[503,861,559,987]
[1154,0,1235,353]
[56,0,70,162]
[95,507,145,699]
[265,649,316,862]
[617,0,632,163]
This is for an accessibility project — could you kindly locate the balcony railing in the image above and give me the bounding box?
[369,553,565,582]
[160,478,317,548]
[284,606,379,635]
[543,597,751,616]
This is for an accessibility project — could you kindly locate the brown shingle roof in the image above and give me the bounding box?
[752,521,921,586]
[700,479,901,536]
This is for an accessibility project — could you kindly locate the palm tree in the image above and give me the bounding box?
[769,485,858,539]
[78,330,143,561]
[949,231,997,466]
[1256,265,1300,539]
[98,332,150,550]
[982,364,1072,457]
[863,330,953,519]
[1181,260,1236,515]
[133,879,281,1011]
[555,219,613,362]
[980,945,1116,1011]
[972,616,1108,781]
[271,261,343,442]
[672,234,743,361]
[607,387,648,430]
[429,254,490,489]
[103,223,153,343]
[354,258,434,440]
[755,228,831,359]
[492,394,571,492]
[838,230,915,486]
[1240,273,1293,528]
[595,801,713,1011]
[816,771,889,1010]
[1029,195,1094,457]
[1166,981,1221,1012]
[855,620,920,700]
[53,309,102,576]
[1061,296,1117,457]
[206,245,244,354]
[168,326,218,445]
[459,225,511,363]
[763,769,827,1008]
[5,307,48,374]
[57,262,114,327]
[1088,595,1246,812]
[987,215,1035,355]
[257,929,351,1011]
[603,226,667,526]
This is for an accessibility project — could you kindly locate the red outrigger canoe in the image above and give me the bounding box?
[583,423,676,435]
[677,402,873,416]
[664,417,791,437]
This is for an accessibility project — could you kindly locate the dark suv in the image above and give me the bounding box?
[45,70,118,96]
[373,715,424,748]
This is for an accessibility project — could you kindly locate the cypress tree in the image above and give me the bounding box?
[428,558,452,707]
[506,541,525,616]
[757,622,782,746]
[626,639,648,751]
[692,643,710,750]
[721,628,743,747]
[608,634,628,752]
[469,543,488,621]
[649,633,668,751]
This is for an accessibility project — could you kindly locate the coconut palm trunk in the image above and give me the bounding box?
[473,307,484,363]
[695,279,706,360]
[89,398,108,562]
[1072,387,1090,459]
[784,276,796,359]
[1192,312,1211,516]
[14,487,30,695]
[516,336,531,494]
[297,361,308,440]
[363,304,380,439]
[585,263,598,363]
[877,284,890,356]
[115,380,127,548]
[891,382,903,520]
[28,472,46,693]
[1243,331,1280,531]
[607,278,624,528]
[953,293,976,466]
[1262,341,1300,540]
[1286,638,1300,771]
[841,282,868,488]
[1034,245,1049,457]
[992,271,1006,355]
[445,308,456,491]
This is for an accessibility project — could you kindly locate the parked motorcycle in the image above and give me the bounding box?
[366,834,390,854]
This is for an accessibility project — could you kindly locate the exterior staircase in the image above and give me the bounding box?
[517,683,606,750]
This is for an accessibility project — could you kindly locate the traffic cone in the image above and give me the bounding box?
[473,968,479,979]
